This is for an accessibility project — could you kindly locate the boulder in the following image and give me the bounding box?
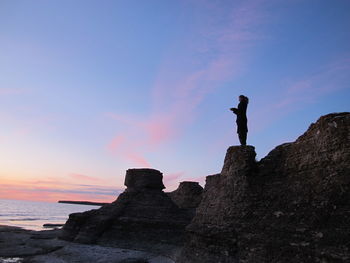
[168,181,203,209]
[179,112,350,263]
[124,168,165,192]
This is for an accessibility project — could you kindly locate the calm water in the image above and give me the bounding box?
[0,199,100,231]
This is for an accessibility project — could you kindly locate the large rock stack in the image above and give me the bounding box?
[179,146,258,263]
[180,112,350,263]
[60,168,193,257]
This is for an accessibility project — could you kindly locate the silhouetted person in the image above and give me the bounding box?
[230,95,249,145]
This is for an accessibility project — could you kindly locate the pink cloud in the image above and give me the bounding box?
[106,112,180,166]
[162,172,186,190]
[125,152,151,168]
[108,135,125,152]
[69,173,104,183]
[106,0,267,166]
[164,172,185,184]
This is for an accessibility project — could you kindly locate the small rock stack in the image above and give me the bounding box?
[168,181,203,209]
[60,168,193,257]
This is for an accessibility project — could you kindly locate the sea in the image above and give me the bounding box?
[0,199,100,231]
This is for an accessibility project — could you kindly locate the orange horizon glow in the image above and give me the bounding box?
[0,190,116,203]
[0,171,193,203]
[0,177,122,203]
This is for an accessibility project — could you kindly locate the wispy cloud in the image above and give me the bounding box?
[249,55,350,132]
[163,172,185,188]
[69,173,104,183]
[106,0,268,166]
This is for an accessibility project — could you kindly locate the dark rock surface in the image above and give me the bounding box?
[60,168,193,259]
[168,182,203,209]
[179,112,350,263]
[124,168,165,192]
[0,225,174,263]
[0,226,64,259]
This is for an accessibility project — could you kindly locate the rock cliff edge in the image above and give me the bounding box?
[179,112,350,263]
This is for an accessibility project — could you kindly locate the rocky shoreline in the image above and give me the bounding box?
[1,112,349,263]
[0,225,174,263]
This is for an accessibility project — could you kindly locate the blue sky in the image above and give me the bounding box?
[0,0,349,201]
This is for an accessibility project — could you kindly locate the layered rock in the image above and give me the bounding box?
[60,168,193,258]
[168,181,203,209]
[179,146,258,263]
[180,112,350,263]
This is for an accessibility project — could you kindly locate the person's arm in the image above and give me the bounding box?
[230,108,238,114]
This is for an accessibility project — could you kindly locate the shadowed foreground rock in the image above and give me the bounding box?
[179,112,350,263]
[0,225,174,263]
[60,168,193,259]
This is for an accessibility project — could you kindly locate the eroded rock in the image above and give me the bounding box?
[180,112,350,263]
[168,182,203,209]
[179,146,257,263]
[60,169,193,258]
[124,169,165,192]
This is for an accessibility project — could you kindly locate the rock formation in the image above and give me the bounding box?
[59,112,349,262]
[179,112,350,263]
[168,181,203,209]
[60,168,193,258]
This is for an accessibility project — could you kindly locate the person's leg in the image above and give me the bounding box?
[238,132,247,146]
[238,133,243,145]
[242,132,247,145]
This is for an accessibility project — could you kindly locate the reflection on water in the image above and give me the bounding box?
[0,199,100,231]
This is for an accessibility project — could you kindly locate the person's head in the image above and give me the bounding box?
[239,95,249,103]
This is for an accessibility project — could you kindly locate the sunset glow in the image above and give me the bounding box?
[0,0,349,202]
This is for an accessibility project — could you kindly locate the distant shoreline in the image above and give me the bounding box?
[58,200,108,206]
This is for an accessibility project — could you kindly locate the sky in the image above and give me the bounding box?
[0,0,349,202]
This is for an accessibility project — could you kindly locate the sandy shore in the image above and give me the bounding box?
[0,225,174,263]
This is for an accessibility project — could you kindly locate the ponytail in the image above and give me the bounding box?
[239,95,249,104]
